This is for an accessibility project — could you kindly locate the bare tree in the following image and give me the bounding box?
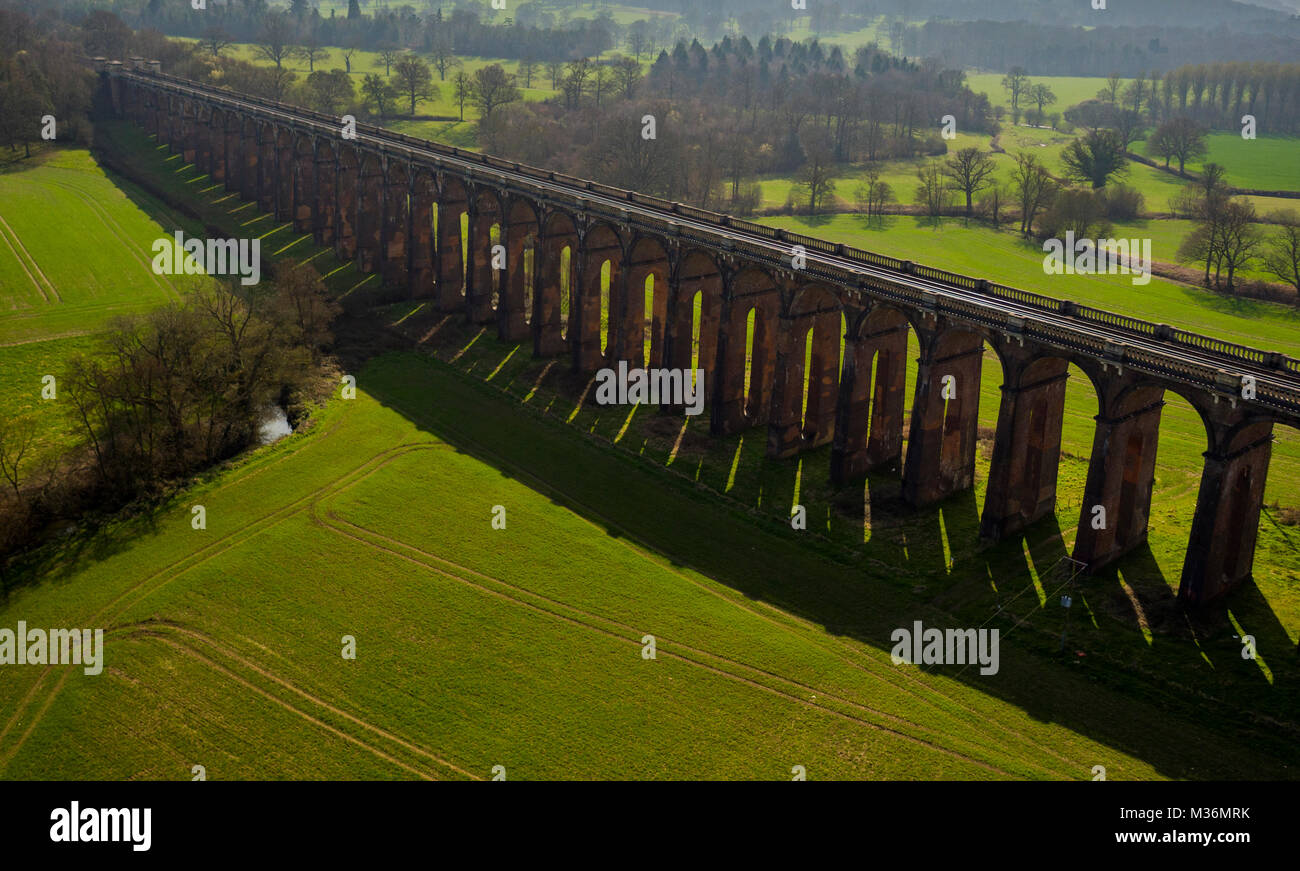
[201,26,233,59]
[517,57,537,89]
[1177,168,1237,288]
[546,59,565,91]
[1149,117,1207,176]
[301,30,331,73]
[255,12,301,70]
[916,161,953,218]
[452,70,470,121]
[626,20,649,61]
[1098,72,1123,105]
[1216,200,1263,291]
[1029,83,1055,123]
[0,415,36,505]
[377,44,401,76]
[1011,152,1057,237]
[429,33,460,81]
[1263,211,1300,297]
[797,125,837,215]
[565,57,592,106]
[471,63,520,121]
[611,56,641,99]
[855,165,893,224]
[1001,67,1030,117]
[941,146,997,217]
[392,55,436,116]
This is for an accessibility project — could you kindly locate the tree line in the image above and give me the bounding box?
[0,9,95,158]
[482,34,992,214]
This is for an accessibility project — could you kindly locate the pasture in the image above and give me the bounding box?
[1,347,1295,779]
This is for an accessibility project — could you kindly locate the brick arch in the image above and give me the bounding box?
[832,303,914,482]
[979,347,1077,540]
[177,96,199,158]
[769,283,844,457]
[667,248,724,414]
[381,159,411,289]
[192,103,216,175]
[1113,378,1215,452]
[233,115,260,203]
[273,126,295,221]
[1072,378,1170,572]
[333,143,361,261]
[713,265,782,436]
[572,221,626,372]
[291,131,316,234]
[207,106,231,185]
[901,324,992,507]
[312,138,339,246]
[467,186,505,323]
[254,121,280,214]
[355,150,385,274]
[407,168,438,300]
[613,234,673,367]
[499,195,541,342]
[435,175,470,312]
[1179,414,1279,603]
[535,208,579,355]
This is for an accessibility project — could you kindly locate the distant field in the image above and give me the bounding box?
[966,73,1123,115]
[784,15,889,50]
[1139,133,1300,194]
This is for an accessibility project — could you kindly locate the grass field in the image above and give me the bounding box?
[1139,133,1300,194]
[965,73,1124,116]
[0,147,219,456]
[2,344,1296,779]
[1,109,1297,781]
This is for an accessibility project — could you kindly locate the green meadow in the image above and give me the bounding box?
[1139,133,1300,193]
[0,147,216,455]
[2,344,1296,779]
[965,73,1126,115]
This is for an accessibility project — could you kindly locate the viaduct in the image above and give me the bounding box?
[98,61,1300,607]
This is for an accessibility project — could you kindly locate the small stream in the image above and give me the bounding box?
[256,405,293,445]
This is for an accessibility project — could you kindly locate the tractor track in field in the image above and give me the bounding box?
[2,390,1081,779]
[126,621,476,780]
[314,503,1020,778]
[0,330,94,348]
[0,213,58,303]
[594,522,1092,777]
[36,176,183,302]
[0,409,443,771]
[367,381,1099,778]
